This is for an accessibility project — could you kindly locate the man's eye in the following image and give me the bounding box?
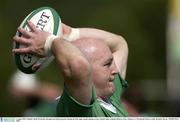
[104,62,112,67]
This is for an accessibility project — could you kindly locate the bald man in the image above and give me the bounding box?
[13,21,128,117]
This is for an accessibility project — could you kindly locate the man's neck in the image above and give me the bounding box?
[99,97,110,103]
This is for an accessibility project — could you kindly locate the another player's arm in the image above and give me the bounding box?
[62,24,128,79]
[13,21,93,105]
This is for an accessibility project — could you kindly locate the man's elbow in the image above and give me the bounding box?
[118,36,129,54]
[70,56,91,79]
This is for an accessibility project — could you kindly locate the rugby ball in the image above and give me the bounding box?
[13,7,62,74]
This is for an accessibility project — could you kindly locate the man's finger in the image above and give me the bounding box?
[27,21,37,32]
[32,64,41,71]
[12,47,31,54]
[18,28,32,38]
[13,36,30,45]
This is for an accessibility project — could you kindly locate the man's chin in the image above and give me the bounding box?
[108,83,115,94]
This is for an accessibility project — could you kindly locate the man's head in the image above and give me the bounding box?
[73,38,118,98]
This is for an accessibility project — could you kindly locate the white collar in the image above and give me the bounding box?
[97,98,117,114]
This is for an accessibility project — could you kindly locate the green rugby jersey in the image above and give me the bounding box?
[56,74,128,117]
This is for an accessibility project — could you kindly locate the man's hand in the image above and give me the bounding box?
[13,21,51,57]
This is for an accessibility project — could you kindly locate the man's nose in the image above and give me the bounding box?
[111,63,118,75]
[112,69,118,75]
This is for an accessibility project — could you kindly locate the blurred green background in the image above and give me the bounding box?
[0,0,168,116]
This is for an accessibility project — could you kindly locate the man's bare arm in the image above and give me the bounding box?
[13,21,93,105]
[62,24,128,79]
[52,38,93,104]
[79,28,128,79]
